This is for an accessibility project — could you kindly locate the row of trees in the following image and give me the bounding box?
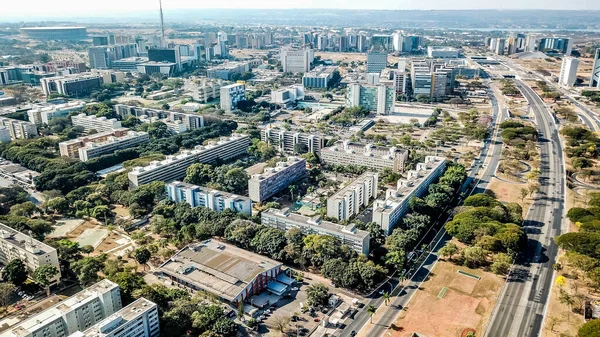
[560,126,599,163]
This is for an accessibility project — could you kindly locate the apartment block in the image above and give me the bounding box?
[0,223,61,284]
[192,79,221,103]
[327,172,378,221]
[372,156,446,234]
[320,140,409,173]
[27,101,86,125]
[220,83,246,112]
[346,83,395,114]
[271,86,304,104]
[248,157,306,202]
[0,127,11,143]
[206,61,256,80]
[78,131,149,162]
[60,128,131,158]
[0,280,121,337]
[40,74,104,97]
[261,128,325,154]
[166,181,252,215]
[302,66,337,88]
[128,134,250,188]
[114,104,204,131]
[76,298,159,337]
[559,57,579,87]
[261,208,370,255]
[0,116,38,139]
[138,115,187,134]
[71,113,122,132]
[280,47,314,73]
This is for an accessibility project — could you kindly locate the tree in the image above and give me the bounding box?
[491,253,512,275]
[520,188,528,202]
[33,265,59,296]
[134,248,151,270]
[366,304,377,323]
[462,246,487,268]
[0,283,16,309]
[289,184,296,201]
[382,291,391,306]
[306,283,329,308]
[9,201,38,217]
[2,259,28,286]
[44,197,70,215]
[272,316,290,335]
[222,168,248,194]
[70,256,105,286]
[578,319,600,337]
[439,242,459,260]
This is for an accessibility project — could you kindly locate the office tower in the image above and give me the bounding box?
[41,74,103,97]
[148,48,181,72]
[248,157,306,202]
[0,223,61,284]
[401,36,422,53]
[373,156,446,234]
[262,209,371,254]
[317,35,328,51]
[339,35,348,52]
[346,83,394,114]
[392,32,402,51]
[193,43,203,60]
[590,49,600,88]
[280,47,314,73]
[220,83,245,112]
[178,44,190,56]
[366,35,390,74]
[93,36,109,46]
[358,35,367,52]
[392,70,407,94]
[427,46,459,58]
[495,38,506,55]
[559,57,579,87]
[218,31,228,43]
[166,181,252,215]
[159,0,165,47]
[538,37,572,55]
[525,34,539,52]
[321,141,409,172]
[128,134,250,188]
[327,172,378,221]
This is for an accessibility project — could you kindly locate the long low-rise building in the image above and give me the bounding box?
[326,171,378,221]
[0,222,61,285]
[320,140,409,172]
[302,66,337,88]
[158,240,282,305]
[372,156,447,235]
[76,298,160,337]
[261,128,325,154]
[261,208,370,255]
[248,157,306,202]
[114,104,204,131]
[166,181,252,215]
[71,113,122,132]
[27,101,86,125]
[78,131,149,162]
[58,128,140,159]
[0,116,38,139]
[0,280,121,337]
[128,134,250,188]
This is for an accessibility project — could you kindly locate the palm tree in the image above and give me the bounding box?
[382,291,391,306]
[289,185,296,201]
[366,304,377,323]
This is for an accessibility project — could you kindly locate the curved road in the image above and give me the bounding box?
[484,80,566,337]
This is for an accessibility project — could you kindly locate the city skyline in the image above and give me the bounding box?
[2,0,600,18]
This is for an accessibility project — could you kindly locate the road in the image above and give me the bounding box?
[483,80,566,337]
[343,84,507,337]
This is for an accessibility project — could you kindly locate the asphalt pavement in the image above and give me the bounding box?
[483,80,566,337]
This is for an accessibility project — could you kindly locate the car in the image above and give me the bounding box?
[314,318,320,322]
[379,290,384,295]
[350,331,357,336]
[264,309,271,314]
[259,315,266,320]
[291,287,299,291]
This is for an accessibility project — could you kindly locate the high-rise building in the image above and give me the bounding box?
[280,47,314,73]
[0,223,61,285]
[590,49,600,88]
[220,83,246,112]
[372,156,446,234]
[495,38,506,55]
[261,208,371,254]
[339,36,348,52]
[346,83,395,114]
[88,44,138,69]
[401,36,422,53]
[148,48,181,72]
[128,134,249,187]
[166,181,252,215]
[248,157,306,202]
[327,172,378,221]
[366,51,388,74]
[538,37,572,55]
[559,57,579,87]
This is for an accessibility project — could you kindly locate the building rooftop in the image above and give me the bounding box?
[323,140,408,158]
[158,240,282,302]
[249,157,305,181]
[20,26,86,30]
[59,128,130,147]
[83,131,148,149]
[328,171,378,201]
[303,66,337,78]
[0,222,56,256]
[262,208,370,242]
[79,298,155,337]
[167,181,251,203]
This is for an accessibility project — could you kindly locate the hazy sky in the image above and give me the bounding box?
[2,0,599,15]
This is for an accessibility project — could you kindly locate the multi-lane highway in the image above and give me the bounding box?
[347,84,508,337]
[484,80,566,337]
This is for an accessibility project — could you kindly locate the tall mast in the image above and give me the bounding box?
[159,0,165,47]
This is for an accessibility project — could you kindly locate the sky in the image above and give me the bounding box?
[1,0,599,16]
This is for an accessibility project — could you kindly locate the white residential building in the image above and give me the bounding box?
[114,105,204,131]
[128,134,250,188]
[0,223,61,284]
[302,66,337,88]
[559,57,579,87]
[262,208,371,254]
[280,47,314,73]
[0,280,122,337]
[320,140,409,172]
[271,86,304,104]
[0,126,11,143]
[166,181,252,215]
[76,298,159,337]
[327,172,378,221]
[248,157,306,202]
[71,113,122,132]
[192,79,221,103]
[372,156,446,234]
[27,101,86,125]
[78,131,149,162]
[261,128,325,154]
[0,116,38,139]
[427,46,459,58]
[138,115,187,134]
[40,74,104,97]
[220,83,246,112]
